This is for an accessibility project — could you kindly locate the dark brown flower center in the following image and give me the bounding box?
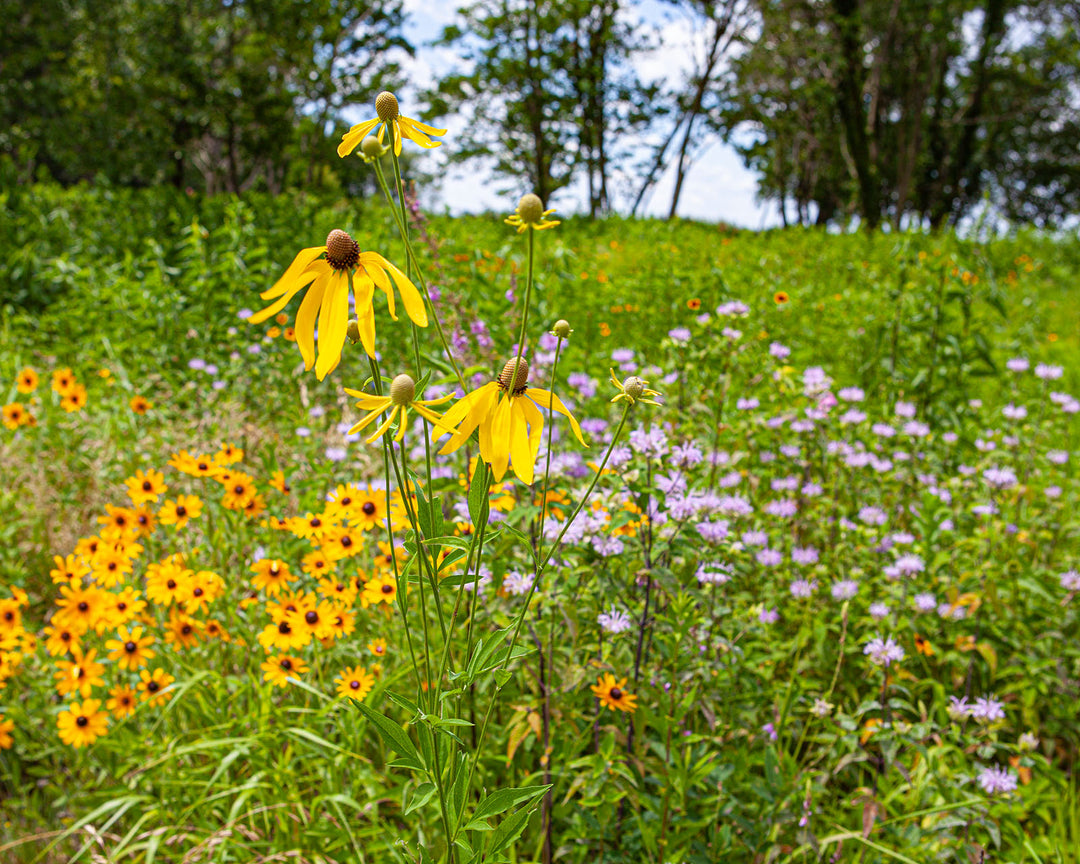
[326,229,360,270]
[281,659,293,670]
[142,481,153,491]
[176,506,187,517]
[305,611,318,624]
[340,536,353,548]
[350,679,361,690]
[278,621,292,634]
[76,715,89,727]
[147,680,160,692]
[125,641,137,653]
[362,502,376,515]
[610,687,622,700]
[381,584,394,594]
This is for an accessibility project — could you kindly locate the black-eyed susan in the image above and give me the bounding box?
[50,554,88,585]
[0,714,13,749]
[286,599,336,642]
[107,685,138,719]
[2,402,28,429]
[242,493,267,519]
[270,470,291,494]
[326,483,364,519]
[54,648,105,699]
[60,384,87,412]
[138,668,175,706]
[686,298,702,310]
[16,367,38,394]
[158,495,202,529]
[164,609,202,650]
[609,370,662,407]
[344,373,455,444]
[132,505,157,537]
[504,193,560,233]
[106,587,145,626]
[57,699,108,747]
[435,357,587,485]
[251,558,295,596]
[302,550,335,578]
[52,368,76,395]
[97,504,138,541]
[257,617,310,652]
[318,575,356,604]
[53,584,108,636]
[348,488,386,532]
[321,524,364,561]
[368,638,388,658]
[214,442,244,466]
[125,469,168,506]
[325,606,356,641]
[221,472,257,510]
[261,655,308,688]
[361,573,398,608]
[43,625,79,657]
[129,395,151,414]
[203,618,229,642]
[335,665,375,701]
[773,290,789,305]
[105,625,156,671]
[591,673,638,713]
[337,91,446,158]
[89,547,131,589]
[183,570,222,614]
[290,512,329,541]
[248,228,427,380]
[145,560,193,606]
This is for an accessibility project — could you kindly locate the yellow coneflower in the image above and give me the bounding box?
[248,228,427,380]
[609,370,662,407]
[57,699,109,747]
[504,193,560,233]
[591,673,637,714]
[435,357,587,485]
[337,91,446,158]
[344,373,455,444]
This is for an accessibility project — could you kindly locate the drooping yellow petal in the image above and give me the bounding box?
[488,393,514,481]
[347,401,394,436]
[258,247,327,301]
[337,118,380,158]
[436,382,500,454]
[403,117,448,137]
[353,274,377,357]
[315,270,350,380]
[398,118,440,149]
[412,402,458,435]
[518,396,546,466]
[508,399,535,485]
[525,388,587,446]
[367,406,401,443]
[295,273,330,370]
[384,260,428,327]
[360,254,395,320]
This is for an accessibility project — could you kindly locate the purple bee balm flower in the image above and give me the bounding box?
[764,499,798,518]
[831,580,859,600]
[869,602,890,620]
[597,607,633,634]
[970,695,1006,724]
[611,348,635,363]
[948,696,972,720]
[592,534,625,557]
[718,495,753,516]
[802,482,823,497]
[736,397,759,410]
[859,506,888,526]
[757,548,783,567]
[629,428,668,458]
[792,546,819,565]
[741,530,768,546]
[673,441,703,466]
[894,553,925,575]
[779,444,801,459]
[696,520,730,543]
[1047,450,1069,464]
[697,563,733,585]
[1060,570,1080,591]
[913,592,937,613]
[895,401,917,418]
[1035,363,1063,380]
[568,372,597,398]
[717,300,750,317]
[769,342,790,358]
[1046,485,1063,499]
[840,408,867,425]
[838,387,865,402]
[761,722,778,741]
[802,366,832,396]
[977,766,1018,796]
[790,419,815,433]
[872,423,896,438]
[325,447,348,462]
[789,578,817,598]
[722,327,742,340]
[903,421,931,437]
[503,571,534,596]
[1006,357,1029,372]
[237,308,253,319]
[983,467,1018,488]
[863,635,904,666]
[668,327,692,344]
[1002,403,1027,420]
[759,607,779,624]
[718,470,743,488]
[771,476,800,492]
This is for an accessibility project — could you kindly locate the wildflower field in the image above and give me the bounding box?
[3,139,1080,863]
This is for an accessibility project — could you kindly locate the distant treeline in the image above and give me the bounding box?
[2,0,1077,228]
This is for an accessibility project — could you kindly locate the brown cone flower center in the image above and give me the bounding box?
[326,229,360,270]
[375,91,400,122]
[390,374,416,406]
[517,193,544,224]
[498,357,530,393]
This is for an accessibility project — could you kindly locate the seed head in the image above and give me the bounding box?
[498,357,530,393]
[325,229,360,270]
[375,91,400,122]
[390,374,416,406]
[517,193,545,225]
[551,319,572,339]
[622,376,647,401]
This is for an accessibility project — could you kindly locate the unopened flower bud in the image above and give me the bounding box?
[551,319,572,339]
[347,319,361,343]
[361,137,386,159]
[389,374,415,406]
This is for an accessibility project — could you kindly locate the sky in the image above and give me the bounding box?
[379,0,779,228]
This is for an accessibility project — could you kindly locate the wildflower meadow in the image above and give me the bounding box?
[3,91,1080,864]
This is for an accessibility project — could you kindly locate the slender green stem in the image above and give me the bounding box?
[536,337,564,556]
[512,228,536,376]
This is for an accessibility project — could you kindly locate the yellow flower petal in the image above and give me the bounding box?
[295,274,329,369]
[524,388,587,446]
[337,118,380,158]
[315,270,350,380]
[508,399,534,484]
